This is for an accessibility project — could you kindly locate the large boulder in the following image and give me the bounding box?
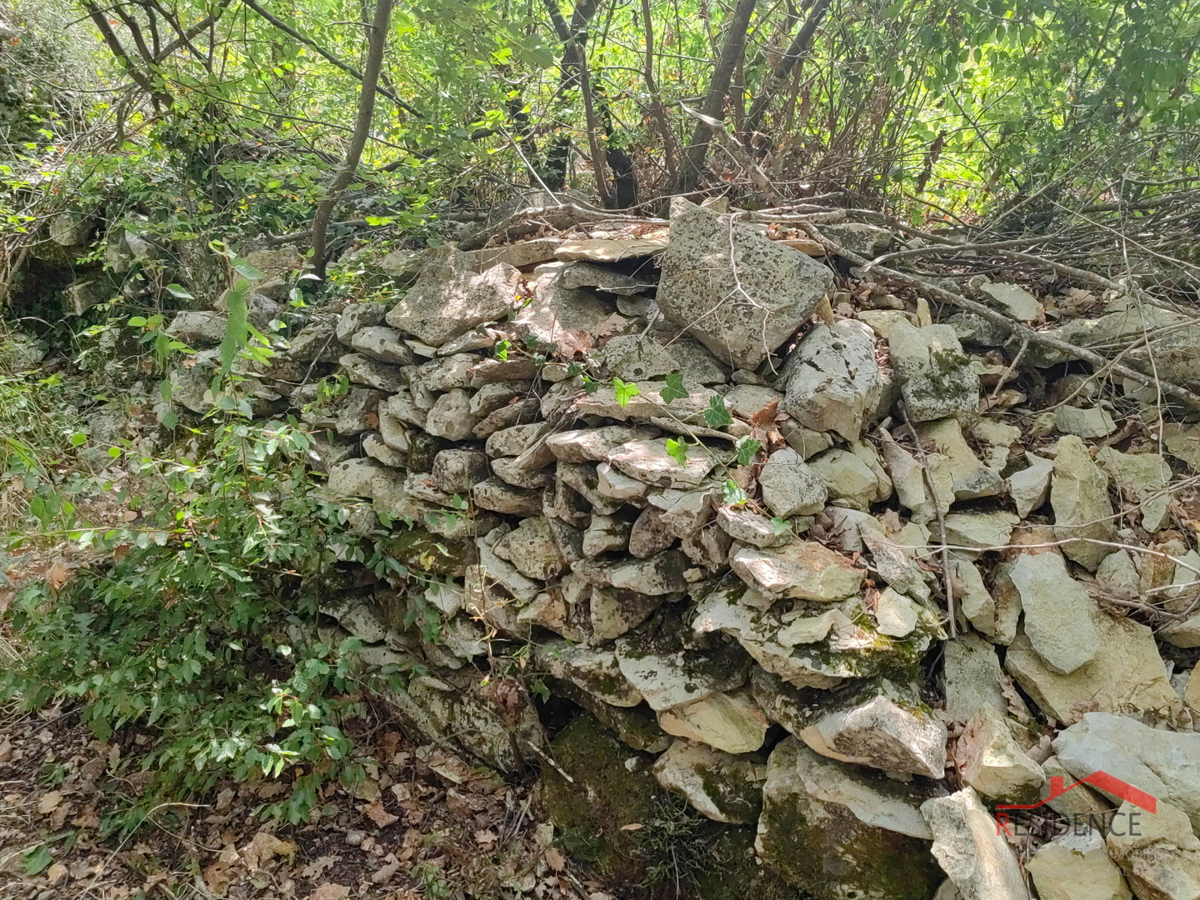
[656,198,834,369]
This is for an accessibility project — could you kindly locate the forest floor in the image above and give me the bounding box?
[0,695,612,900]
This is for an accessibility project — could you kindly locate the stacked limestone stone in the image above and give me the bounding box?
[251,197,1200,900]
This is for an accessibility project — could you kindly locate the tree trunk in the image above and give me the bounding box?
[744,0,831,138]
[670,0,759,195]
[308,0,394,284]
[543,0,613,207]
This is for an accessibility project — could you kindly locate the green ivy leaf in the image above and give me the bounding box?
[771,516,791,534]
[703,395,734,429]
[494,339,511,361]
[613,378,641,408]
[722,479,750,507]
[665,438,689,467]
[735,437,763,467]
[659,372,688,404]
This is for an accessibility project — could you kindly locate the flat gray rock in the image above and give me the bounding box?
[656,198,834,369]
[993,552,1099,675]
[386,245,520,344]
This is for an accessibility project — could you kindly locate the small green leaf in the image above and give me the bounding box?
[703,395,734,429]
[127,316,149,328]
[493,339,511,361]
[659,372,688,404]
[23,846,52,876]
[613,378,641,408]
[165,283,194,299]
[665,438,689,467]
[735,437,763,467]
[107,446,122,458]
[69,431,88,447]
[231,258,265,281]
[582,374,599,394]
[771,516,790,535]
[722,479,749,507]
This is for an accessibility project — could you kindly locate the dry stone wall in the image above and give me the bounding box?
[175,196,1200,900]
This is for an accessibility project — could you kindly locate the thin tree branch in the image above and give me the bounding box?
[671,0,759,195]
[308,0,394,282]
[238,0,422,119]
[745,0,830,136]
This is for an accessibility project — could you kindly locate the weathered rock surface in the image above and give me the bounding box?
[730,541,865,601]
[1106,799,1200,900]
[957,708,1046,803]
[652,740,766,824]
[656,198,834,368]
[943,633,1010,723]
[994,552,1099,674]
[1052,435,1117,571]
[386,246,520,344]
[781,320,882,441]
[1027,827,1131,900]
[658,690,769,754]
[1054,713,1200,834]
[1006,616,1181,725]
[1098,447,1173,534]
[921,787,1031,900]
[1009,452,1054,517]
[888,321,979,423]
[758,447,828,517]
[797,678,948,778]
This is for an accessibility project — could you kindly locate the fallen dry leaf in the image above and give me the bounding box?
[620,823,642,831]
[37,791,63,813]
[309,883,350,900]
[299,855,338,880]
[0,737,12,763]
[545,847,566,871]
[240,831,296,870]
[363,799,399,828]
[45,863,68,885]
[474,828,497,848]
[45,560,71,590]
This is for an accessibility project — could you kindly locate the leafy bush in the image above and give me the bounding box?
[1,412,408,833]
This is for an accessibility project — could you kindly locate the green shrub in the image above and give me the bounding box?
[1,413,409,833]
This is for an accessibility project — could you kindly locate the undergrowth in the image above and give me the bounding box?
[0,318,417,837]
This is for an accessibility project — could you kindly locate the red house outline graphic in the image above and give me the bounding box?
[995,772,1157,814]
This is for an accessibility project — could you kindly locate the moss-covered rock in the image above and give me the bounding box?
[539,713,801,899]
[756,738,943,900]
[382,525,475,577]
[538,713,664,885]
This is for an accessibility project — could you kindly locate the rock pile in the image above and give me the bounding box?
[178,196,1200,899]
